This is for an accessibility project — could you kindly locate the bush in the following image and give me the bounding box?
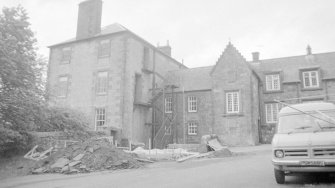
[44,106,90,139]
[0,122,34,157]
[0,106,91,157]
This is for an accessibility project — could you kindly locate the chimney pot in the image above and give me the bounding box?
[252,52,260,62]
[306,45,312,55]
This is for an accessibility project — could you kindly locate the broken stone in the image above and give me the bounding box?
[79,164,87,169]
[51,158,70,169]
[69,167,80,174]
[32,167,46,174]
[87,147,94,153]
[73,153,85,161]
[93,145,100,151]
[61,165,70,173]
[69,161,81,167]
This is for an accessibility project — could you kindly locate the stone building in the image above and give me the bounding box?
[47,0,186,146]
[158,44,335,147]
[47,0,335,147]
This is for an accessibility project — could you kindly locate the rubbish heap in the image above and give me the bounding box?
[31,138,142,174]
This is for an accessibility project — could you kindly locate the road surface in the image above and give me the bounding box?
[1,150,335,188]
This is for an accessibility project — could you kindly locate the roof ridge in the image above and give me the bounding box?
[248,51,335,63]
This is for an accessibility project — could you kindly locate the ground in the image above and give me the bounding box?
[1,145,335,188]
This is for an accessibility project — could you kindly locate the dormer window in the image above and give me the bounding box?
[302,70,319,88]
[265,74,280,91]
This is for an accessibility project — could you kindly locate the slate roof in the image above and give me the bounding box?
[164,66,213,92]
[49,23,187,68]
[165,48,335,92]
[49,23,127,47]
[250,52,335,83]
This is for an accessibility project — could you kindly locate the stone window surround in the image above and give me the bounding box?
[187,121,198,135]
[57,74,69,98]
[95,107,106,131]
[225,90,240,114]
[299,67,322,91]
[187,96,197,112]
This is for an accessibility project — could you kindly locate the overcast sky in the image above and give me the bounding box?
[1,0,335,68]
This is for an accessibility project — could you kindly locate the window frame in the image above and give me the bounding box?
[188,96,197,112]
[61,47,71,64]
[95,108,106,130]
[96,71,108,95]
[98,39,111,58]
[226,91,240,114]
[265,103,281,124]
[187,122,198,135]
[165,97,172,113]
[265,74,281,91]
[58,76,69,98]
[302,70,320,89]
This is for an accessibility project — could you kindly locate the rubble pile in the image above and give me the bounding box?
[32,138,142,174]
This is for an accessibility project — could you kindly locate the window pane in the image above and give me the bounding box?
[265,75,272,90]
[165,97,172,113]
[188,122,197,135]
[95,108,106,128]
[98,40,110,57]
[61,47,71,63]
[188,96,197,112]
[226,92,239,113]
[97,72,108,94]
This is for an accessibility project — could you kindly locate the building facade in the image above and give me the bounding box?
[47,0,186,146]
[157,44,335,147]
[47,0,335,147]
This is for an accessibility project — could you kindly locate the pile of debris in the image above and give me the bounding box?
[129,135,232,162]
[30,138,142,174]
[177,134,232,162]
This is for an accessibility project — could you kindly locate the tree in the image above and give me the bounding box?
[0,6,46,155]
[0,6,90,156]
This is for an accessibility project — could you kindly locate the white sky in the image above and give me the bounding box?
[1,0,335,68]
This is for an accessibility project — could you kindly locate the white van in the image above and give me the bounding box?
[272,102,335,184]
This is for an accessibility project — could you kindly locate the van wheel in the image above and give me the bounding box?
[274,169,285,184]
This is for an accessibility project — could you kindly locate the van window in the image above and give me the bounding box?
[278,110,335,133]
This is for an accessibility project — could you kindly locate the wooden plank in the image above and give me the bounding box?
[176,152,213,163]
[24,145,38,159]
[207,139,225,151]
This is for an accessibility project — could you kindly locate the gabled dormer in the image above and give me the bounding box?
[211,42,254,85]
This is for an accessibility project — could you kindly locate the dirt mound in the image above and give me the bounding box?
[32,138,142,174]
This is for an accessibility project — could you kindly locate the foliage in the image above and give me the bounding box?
[0,6,89,156]
[42,107,90,139]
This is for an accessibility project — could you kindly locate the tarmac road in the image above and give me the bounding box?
[1,150,335,188]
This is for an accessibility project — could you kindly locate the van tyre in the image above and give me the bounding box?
[274,169,285,184]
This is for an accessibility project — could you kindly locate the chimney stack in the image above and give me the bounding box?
[76,0,102,40]
[157,40,172,57]
[252,52,260,62]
